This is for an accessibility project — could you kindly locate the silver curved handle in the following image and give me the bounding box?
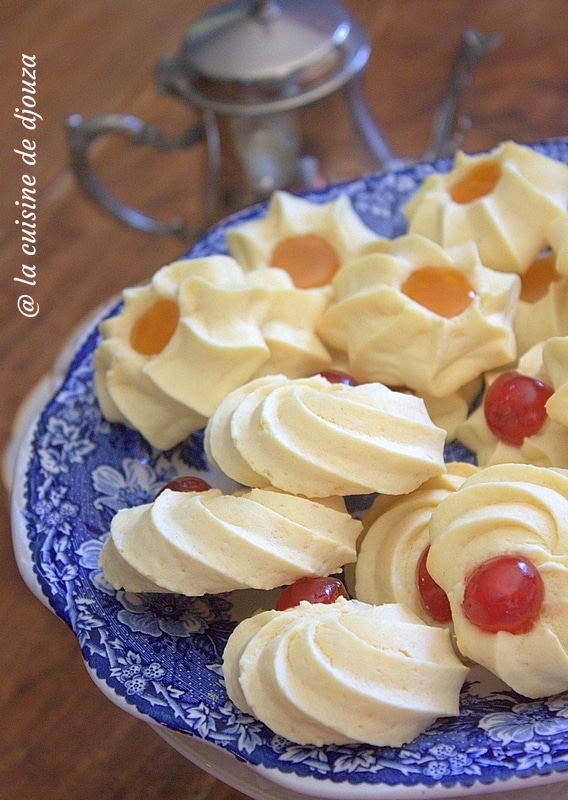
[65,111,220,240]
[421,29,502,162]
[346,28,501,173]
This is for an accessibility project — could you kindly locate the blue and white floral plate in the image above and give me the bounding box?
[10,139,568,800]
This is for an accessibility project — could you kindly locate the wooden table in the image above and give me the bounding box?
[1,2,566,798]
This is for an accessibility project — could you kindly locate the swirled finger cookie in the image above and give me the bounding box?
[205,374,446,497]
[223,598,468,747]
[99,484,361,595]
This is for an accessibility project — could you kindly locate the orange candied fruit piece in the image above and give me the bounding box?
[130,298,179,356]
[402,265,476,318]
[270,233,340,288]
[450,159,502,204]
[520,250,561,303]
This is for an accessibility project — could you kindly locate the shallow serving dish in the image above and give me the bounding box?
[9,138,568,800]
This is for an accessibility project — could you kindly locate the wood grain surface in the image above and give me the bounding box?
[1,2,567,798]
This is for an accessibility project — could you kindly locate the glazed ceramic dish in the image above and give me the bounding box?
[10,139,568,800]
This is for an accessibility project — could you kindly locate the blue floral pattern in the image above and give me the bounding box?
[19,139,568,795]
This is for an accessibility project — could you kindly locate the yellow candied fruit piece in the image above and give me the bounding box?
[130,298,179,356]
[450,159,502,204]
[270,233,340,288]
[402,265,476,318]
[520,250,561,303]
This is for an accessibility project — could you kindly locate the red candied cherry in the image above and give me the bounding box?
[483,370,554,447]
[462,555,544,634]
[276,576,350,611]
[154,476,211,500]
[318,370,358,386]
[416,545,452,623]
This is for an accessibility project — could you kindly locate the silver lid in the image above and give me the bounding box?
[169,0,369,115]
